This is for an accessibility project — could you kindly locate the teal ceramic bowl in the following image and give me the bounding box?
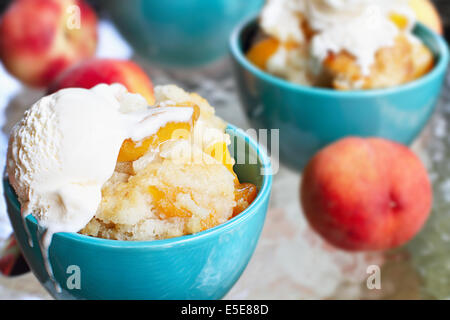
[4,125,272,300]
[101,0,264,67]
[230,17,450,171]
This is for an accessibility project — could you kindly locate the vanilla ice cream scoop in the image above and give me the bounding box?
[7,84,194,240]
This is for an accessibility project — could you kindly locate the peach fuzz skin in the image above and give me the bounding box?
[301,137,432,251]
[48,58,155,105]
[0,0,97,87]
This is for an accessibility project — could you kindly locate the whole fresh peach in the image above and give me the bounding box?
[410,0,443,35]
[0,0,97,87]
[301,137,432,251]
[48,58,155,105]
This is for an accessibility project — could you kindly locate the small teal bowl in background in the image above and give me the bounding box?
[100,0,264,67]
[230,17,450,171]
[4,125,272,300]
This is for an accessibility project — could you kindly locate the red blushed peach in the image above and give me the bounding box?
[48,58,155,105]
[0,0,97,87]
[301,137,432,251]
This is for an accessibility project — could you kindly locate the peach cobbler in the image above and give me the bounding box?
[80,85,257,240]
[247,0,435,90]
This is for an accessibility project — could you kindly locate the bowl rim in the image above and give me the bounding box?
[5,124,272,248]
[229,15,450,97]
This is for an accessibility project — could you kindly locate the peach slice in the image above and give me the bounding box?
[390,13,410,30]
[205,141,236,176]
[246,37,280,70]
[148,186,191,219]
[246,37,302,71]
[233,183,258,217]
[149,181,257,221]
[205,142,258,217]
[117,104,200,162]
